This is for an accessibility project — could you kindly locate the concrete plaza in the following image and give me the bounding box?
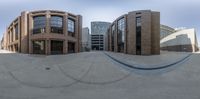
[0,50,200,99]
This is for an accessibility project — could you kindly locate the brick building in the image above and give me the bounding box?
[1,10,82,54]
[107,10,160,55]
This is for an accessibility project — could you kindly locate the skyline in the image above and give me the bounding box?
[0,0,200,45]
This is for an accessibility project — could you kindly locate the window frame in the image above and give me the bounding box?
[32,15,46,34]
[50,15,64,34]
[67,18,75,37]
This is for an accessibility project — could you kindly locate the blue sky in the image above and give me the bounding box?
[0,0,200,45]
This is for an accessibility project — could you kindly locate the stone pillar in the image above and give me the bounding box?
[141,11,151,55]
[127,12,136,54]
[151,11,160,55]
[63,13,68,54]
[21,11,29,54]
[77,15,82,52]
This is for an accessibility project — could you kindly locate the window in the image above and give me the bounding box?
[11,29,13,42]
[33,16,46,34]
[117,18,125,52]
[118,18,125,43]
[68,18,75,36]
[136,17,141,55]
[68,42,75,53]
[111,25,115,51]
[50,16,63,34]
[136,12,141,15]
[136,17,141,27]
[15,24,18,40]
[51,40,63,54]
[32,40,45,54]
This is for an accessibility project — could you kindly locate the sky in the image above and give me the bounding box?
[0,0,200,45]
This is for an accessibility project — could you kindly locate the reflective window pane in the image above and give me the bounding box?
[32,40,45,54]
[33,16,46,29]
[117,18,125,43]
[50,16,63,28]
[15,24,18,40]
[33,16,46,34]
[136,17,141,27]
[68,18,75,33]
[117,18,125,52]
[50,16,63,34]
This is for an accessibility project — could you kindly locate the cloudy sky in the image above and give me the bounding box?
[0,0,200,45]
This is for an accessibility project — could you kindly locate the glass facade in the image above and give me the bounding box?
[33,16,46,34]
[117,18,125,52]
[51,40,63,54]
[50,16,63,34]
[68,18,75,36]
[32,40,45,54]
[136,17,141,55]
[11,29,13,42]
[91,35,104,50]
[111,25,115,51]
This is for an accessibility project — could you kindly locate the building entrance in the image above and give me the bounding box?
[51,40,63,54]
[68,42,75,53]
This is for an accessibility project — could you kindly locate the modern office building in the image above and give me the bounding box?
[107,10,160,55]
[160,24,175,39]
[160,28,199,52]
[82,27,90,51]
[91,21,111,50]
[1,10,82,55]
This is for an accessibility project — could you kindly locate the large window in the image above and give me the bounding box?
[51,40,63,54]
[117,18,125,52]
[136,17,141,55]
[68,42,75,53]
[32,40,45,54]
[111,25,115,51]
[136,17,141,27]
[11,29,13,42]
[50,16,63,34]
[33,16,46,34]
[15,24,18,40]
[68,18,75,37]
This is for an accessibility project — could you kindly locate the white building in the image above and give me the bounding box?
[160,28,199,52]
[160,24,175,39]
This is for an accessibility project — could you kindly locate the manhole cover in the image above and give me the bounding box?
[45,67,50,70]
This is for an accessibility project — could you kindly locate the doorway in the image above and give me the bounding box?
[51,40,63,54]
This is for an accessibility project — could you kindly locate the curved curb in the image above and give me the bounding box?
[104,52,192,70]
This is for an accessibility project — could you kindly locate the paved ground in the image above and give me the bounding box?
[0,50,200,99]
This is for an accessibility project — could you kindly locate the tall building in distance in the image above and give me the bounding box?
[81,27,91,51]
[91,21,111,50]
[107,10,160,55]
[1,10,82,55]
